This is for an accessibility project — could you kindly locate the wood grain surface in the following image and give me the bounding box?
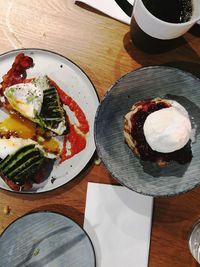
[0,1,199,266]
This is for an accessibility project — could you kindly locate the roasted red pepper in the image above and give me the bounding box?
[1,53,33,92]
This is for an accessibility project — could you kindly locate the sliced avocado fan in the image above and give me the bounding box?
[34,76,67,135]
[0,144,45,184]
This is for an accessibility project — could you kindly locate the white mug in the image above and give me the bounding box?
[116,0,200,52]
[133,0,200,40]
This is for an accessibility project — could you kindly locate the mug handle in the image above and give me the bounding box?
[114,0,133,17]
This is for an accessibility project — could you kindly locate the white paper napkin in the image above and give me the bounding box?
[84,182,153,267]
[75,0,134,24]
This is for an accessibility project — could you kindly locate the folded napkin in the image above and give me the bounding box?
[84,183,153,267]
[75,0,134,24]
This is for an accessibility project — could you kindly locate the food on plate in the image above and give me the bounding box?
[4,76,67,135]
[0,53,89,191]
[124,98,192,167]
[0,139,46,191]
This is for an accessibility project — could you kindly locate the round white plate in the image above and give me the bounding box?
[0,48,99,193]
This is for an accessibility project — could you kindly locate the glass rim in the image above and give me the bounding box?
[188,219,200,259]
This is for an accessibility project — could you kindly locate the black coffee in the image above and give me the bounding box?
[142,0,193,23]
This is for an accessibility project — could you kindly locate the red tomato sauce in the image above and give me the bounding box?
[49,79,89,162]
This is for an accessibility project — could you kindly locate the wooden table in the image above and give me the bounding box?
[0,1,200,266]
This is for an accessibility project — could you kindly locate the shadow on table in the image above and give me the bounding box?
[75,2,107,17]
[189,23,200,37]
[30,204,84,226]
[123,25,200,68]
[153,185,200,224]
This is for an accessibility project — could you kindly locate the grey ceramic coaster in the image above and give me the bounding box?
[95,66,200,196]
[0,211,96,267]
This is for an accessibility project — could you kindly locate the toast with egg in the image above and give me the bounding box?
[4,76,67,135]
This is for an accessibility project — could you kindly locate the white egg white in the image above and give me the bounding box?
[0,137,56,159]
[143,101,192,153]
[4,82,43,119]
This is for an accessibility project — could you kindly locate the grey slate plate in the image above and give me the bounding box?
[0,211,96,267]
[94,66,200,197]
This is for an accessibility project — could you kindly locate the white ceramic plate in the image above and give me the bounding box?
[0,49,99,193]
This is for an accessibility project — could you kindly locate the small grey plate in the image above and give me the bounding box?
[0,211,96,267]
[94,66,200,197]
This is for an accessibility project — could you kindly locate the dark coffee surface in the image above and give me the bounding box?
[142,0,193,23]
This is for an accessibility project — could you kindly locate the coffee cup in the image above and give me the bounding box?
[116,0,200,53]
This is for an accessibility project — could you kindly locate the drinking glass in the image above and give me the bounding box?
[189,220,200,264]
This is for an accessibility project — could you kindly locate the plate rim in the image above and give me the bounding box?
[0,48,100,194]
[0,210,96,267]
[94,65,200,197]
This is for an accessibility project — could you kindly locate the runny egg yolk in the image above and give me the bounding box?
[0,115,61,155]
[0,115,36,139]
[42,138,60,155]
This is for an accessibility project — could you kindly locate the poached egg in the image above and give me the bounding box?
[143,100,192,153]
[3,76,67,135]
[0,137,56,159]
[4,82,43,120]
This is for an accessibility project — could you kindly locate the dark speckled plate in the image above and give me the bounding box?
[0,211,96,267]
[94,66,200,197]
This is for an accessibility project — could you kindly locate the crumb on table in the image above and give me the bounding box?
[3,205,10,215]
